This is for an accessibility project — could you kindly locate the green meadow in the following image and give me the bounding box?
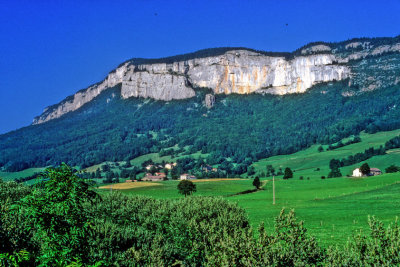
[105,174,400,247]
[99,129,400,247]
[252,129,400,179]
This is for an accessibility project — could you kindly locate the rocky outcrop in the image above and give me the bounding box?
[33,50,351,124]
[33,39,400,125]
[205,94,215,109]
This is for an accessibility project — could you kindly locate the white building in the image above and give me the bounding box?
[180,173,197,180]
[352,168,362,177]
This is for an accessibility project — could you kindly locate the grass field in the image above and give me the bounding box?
[109,174,400,247]
[99,181,161,190]
[251,129,400,180]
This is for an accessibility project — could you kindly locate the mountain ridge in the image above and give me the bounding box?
[33,36,400,125]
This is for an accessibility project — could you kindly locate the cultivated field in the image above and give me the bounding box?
[99,181,161,190]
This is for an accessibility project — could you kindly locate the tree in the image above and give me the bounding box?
[247,166,256,176]
[253,176,261,189]
[95,168,101,178]
[329,159,342,170]
[149,165,157,175]
[283,167,293,179]
[360,163,370,176]
[328,168,342,178]
[14,163,98,265]
[164,168,169,177]
[386,165,400,173]
[266,165,275,177]
[124,160,132,168]
[177,180,196,197]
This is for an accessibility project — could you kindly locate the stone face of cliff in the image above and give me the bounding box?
[33,39,400,125]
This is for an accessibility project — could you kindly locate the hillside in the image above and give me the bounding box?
[252,129,400,179]
[0,37,400,174]
[33,36,400,124]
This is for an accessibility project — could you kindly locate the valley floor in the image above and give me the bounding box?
[103,174,400,247]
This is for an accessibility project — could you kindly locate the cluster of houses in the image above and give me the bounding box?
[352,167,382,177]
[123,162,221,182]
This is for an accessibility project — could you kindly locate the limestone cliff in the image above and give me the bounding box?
[33,38,400,124]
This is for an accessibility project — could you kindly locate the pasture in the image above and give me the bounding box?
[252,129,400,180]
[108,173,400,247]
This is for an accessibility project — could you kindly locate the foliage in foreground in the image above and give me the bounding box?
[2,165,400,266]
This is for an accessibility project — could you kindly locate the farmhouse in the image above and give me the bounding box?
[352,167,382,177]
[142,172,166,181]
[352,168,362,177]
[180,173,197,180]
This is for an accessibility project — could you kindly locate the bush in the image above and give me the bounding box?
[325,216,400,265]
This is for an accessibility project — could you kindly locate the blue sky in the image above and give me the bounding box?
[0,0,399,134]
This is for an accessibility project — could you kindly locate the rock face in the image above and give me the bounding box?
[205,94,215,109]
[33,38,400,125]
